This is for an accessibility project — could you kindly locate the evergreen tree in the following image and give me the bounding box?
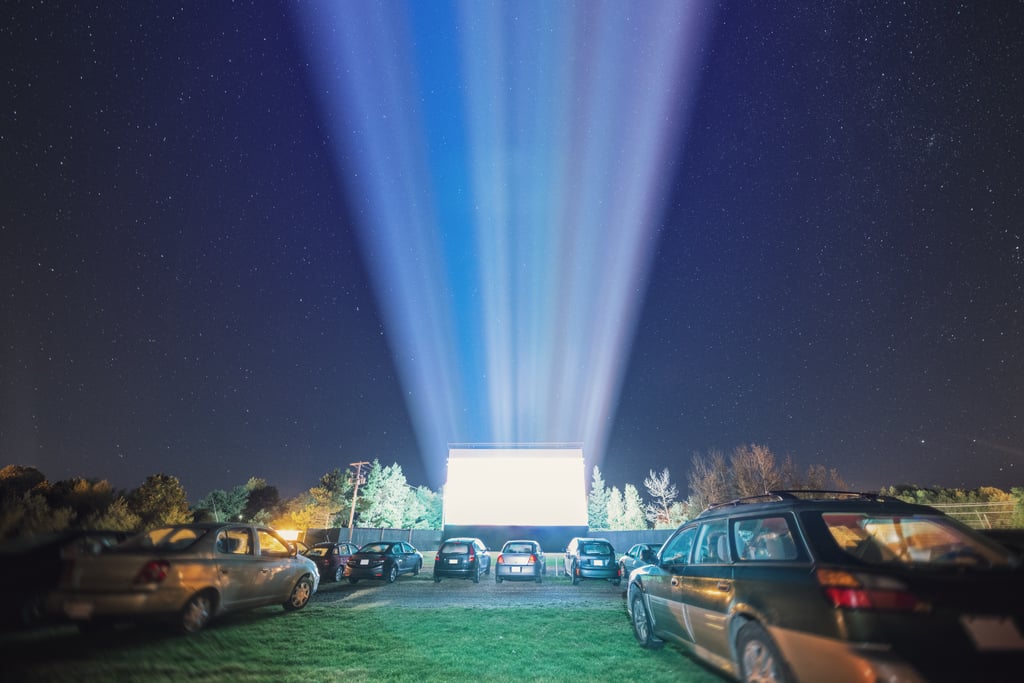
[587,466,610,530]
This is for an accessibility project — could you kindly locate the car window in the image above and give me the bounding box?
[360,542,390,554]
[661,526,697,564]
[581,541,612,556]
[694,520,729,564]
[823,513,1013,567]
[735,516,798,561]
[306,546,328,557]
[216,529,253,555]
[257,529,291,557]
[442,542,471,554]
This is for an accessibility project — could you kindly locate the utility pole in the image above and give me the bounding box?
[347,461,369,542]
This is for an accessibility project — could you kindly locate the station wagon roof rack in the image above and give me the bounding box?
[703,490,894,512]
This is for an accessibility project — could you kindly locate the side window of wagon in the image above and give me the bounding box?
[661,526,697,565]
[734,516,798,561]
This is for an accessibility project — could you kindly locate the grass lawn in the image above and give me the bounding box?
[3,600,728,682]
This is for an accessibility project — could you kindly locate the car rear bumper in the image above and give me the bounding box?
[773,626,928,683]
[575,566,619,580]
[46,587,187,621]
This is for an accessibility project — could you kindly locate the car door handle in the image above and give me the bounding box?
[716,581,731,592]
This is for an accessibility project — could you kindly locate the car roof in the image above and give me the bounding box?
[695,490,941,519]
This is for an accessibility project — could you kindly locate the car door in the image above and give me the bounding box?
[644,525,697,644]
[680,519,734,659]
[394,543,412,573]
[475,540,490,574]
[214,527,264,609]
[251,528,302,602]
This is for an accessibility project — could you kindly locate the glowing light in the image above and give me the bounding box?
[293,1,712,479]
[444,445,586,526]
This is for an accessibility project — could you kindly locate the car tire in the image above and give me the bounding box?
[348,577,360,585]
[434,574,441,583]
[612,577,622,586]
[571,562,580,585]
[496,575,503,584]
[630,591,663,649]
[177,591,214,634]
[386,564,398,583]
[473,567,480,583]
[736,621,793,683]
[283,575,314,611]
[332,566,344,582]
[413,559,422,576]
[534,574,542,584]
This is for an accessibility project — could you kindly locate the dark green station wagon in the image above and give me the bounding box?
[626,491,1024,682]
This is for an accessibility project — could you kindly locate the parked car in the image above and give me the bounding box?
[304,542,360,582]
[495,539,545,584]
[980,528,1024,555]
[0,529,128,628]
[563,537,620,585]
[45,523,318,634]
[433,537,491,583]
[345,541,422,584]
[618,542,662,579]
[626,490,1024,683]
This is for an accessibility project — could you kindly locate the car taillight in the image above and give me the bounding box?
[816,568,927,612]
[497,554,505,564]
[527,554,536,565]
[434,554,440,562]
[135,559,170,584]
[468,548,476,562]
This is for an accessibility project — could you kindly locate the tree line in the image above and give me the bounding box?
[3,443,1022,540]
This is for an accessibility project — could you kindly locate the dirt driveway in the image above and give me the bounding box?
[312,560,626,610]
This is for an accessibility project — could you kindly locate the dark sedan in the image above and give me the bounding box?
[618,542,662,579]
[345,541,423,584]
[304,542,359,582]
[495,539,545,584]
[433,537,490,583]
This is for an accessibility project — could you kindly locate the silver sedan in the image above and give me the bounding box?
[46,522,319,633]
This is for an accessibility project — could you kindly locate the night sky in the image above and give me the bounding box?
[3,1,1022,503]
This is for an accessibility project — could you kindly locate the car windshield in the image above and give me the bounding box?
[359,543,392,554]
[581,542,612,555]
[305,547,329,557]
[120,526,207,551]
[822,513,1013,568]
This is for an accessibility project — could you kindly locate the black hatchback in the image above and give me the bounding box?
[433,537,491,583]
[626,491,1024,683]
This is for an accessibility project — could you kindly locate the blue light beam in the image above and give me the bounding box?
[293,0,712,480]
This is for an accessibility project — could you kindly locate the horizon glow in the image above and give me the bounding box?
[293,1,712,481]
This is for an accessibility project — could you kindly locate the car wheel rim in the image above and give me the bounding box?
[183,595,211,632]
[632,600,650,641]
[291,580,312,607]
[742,639,780,683]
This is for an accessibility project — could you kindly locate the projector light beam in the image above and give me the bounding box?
[293,1,712,483]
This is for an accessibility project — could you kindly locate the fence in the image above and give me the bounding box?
[929,501,1018,529]
[304,526,672,554]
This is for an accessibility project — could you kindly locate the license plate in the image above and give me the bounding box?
[448,558,458,564]
[360,559,369,565]
[961,616,1024,650]
[65,601,94,619]
[511,566,521,573]
[593,559,604,566]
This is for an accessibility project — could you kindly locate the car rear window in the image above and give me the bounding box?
[581,542,612,555]
[822,513,1013,568]
[441,542,471,554]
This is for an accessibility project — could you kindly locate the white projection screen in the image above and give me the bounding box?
[444,445,587,526]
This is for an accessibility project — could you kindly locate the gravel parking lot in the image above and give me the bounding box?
[313,558,626,610]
